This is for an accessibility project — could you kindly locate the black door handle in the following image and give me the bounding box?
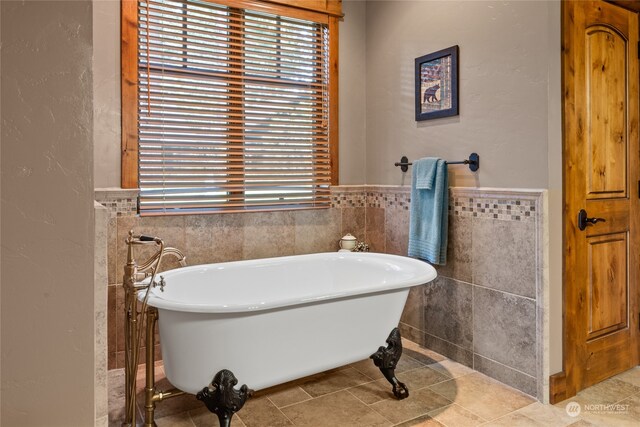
[578,209,606,231]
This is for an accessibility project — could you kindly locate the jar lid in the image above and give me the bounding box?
[341,233,357,241]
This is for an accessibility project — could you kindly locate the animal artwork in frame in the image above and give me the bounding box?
[415,45,459,121]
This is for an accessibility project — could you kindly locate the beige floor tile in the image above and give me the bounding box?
[571,378,640,406]
[350,379,397,405]
[397,367,450,390]
[350,355,424,380]
[281,390,391,427]
[429,403,485,427]
[429,372,535,421]
[566,420,599,426]
[514,402,578,427]
[347,366,449,406]
[234,396,291,427]
[188,406,218,427]
[577,392,640,427]
[400,355,430,371]
[300,367,373,397]
[236,395,292,427]
[613,366,640,388]
[480,412,544,427]
[370,387,451,425]
[108,341,624,427]
[394,414,446,427]
[350,359,385,380]
[267,385,313,408]
[578,414,639,427]
[155,411,195,427]
[402,339,447,365]
[428,359,475,379]
[189,406,247,427]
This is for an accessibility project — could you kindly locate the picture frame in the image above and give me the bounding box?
[415,45,459,121]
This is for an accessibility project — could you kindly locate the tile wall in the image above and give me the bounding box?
[96,185,545,401]
[94,202,109,427]
[392,187,545,400]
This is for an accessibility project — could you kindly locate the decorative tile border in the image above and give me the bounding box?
[360,186,541,222]
[330,186,366,208]
[366,191,411,210]
[94,188,138,218]
[94,185,541,222]
[450,188,543,223]
[95,187,371,212]
[451,197,536,221]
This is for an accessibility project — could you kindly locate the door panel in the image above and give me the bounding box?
[587,232,627,338]
[563,0,640,398]
[586,26,627,197]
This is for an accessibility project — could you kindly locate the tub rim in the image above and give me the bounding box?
[139,252,437,314]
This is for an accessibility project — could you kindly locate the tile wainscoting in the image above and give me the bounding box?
[96,185,546,402]
[94,202,109,427]
[392,187,546,401]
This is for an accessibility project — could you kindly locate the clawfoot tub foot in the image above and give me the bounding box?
[196,369,253,427]
[370,327,409,400]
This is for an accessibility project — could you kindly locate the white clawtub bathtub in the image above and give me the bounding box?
[141,251,437,395]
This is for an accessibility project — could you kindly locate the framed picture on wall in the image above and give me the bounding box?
[415,45,459,121]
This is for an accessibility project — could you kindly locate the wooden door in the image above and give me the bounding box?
[563,0,640,398]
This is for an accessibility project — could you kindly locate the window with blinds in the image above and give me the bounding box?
[136,0,332,214]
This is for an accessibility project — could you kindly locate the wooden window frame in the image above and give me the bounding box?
[121,0,341,191]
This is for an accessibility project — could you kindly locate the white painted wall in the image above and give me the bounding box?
[545,0,564,386]
[1,0,96,424]
[94,0,122,189]
[339,0,367,184]
[365,0,557,189]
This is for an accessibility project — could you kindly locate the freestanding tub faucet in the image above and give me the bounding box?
[161,246,188,267]
[121,231,187,427]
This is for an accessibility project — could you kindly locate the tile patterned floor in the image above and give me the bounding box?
[108,340,640,426]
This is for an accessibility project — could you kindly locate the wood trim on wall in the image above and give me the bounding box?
[329,15,339,186]
[561,0,579,399]
[263,0,343,17]
[121,0,139,189]
[549,372,567,404]
[205,0,340,22]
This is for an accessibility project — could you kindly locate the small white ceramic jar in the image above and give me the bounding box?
[339,233,357,251]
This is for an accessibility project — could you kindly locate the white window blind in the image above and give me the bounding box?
[137,0,331,214]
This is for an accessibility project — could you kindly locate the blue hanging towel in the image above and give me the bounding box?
[408,158,449,265]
